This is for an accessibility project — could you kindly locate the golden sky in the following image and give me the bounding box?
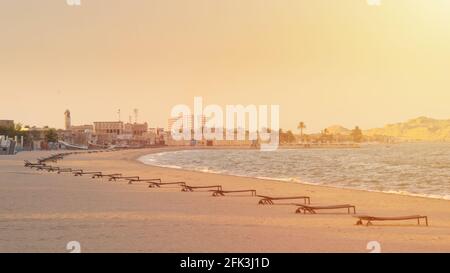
[1,0,450,132]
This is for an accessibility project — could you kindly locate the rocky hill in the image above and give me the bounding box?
[364,117,450,141]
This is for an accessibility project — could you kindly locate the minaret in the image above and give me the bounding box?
[64,110,71,130]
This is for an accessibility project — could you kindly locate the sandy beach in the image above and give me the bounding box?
[1,148,449,253]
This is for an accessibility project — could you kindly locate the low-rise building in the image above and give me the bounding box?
[124,122,148,136]
[93,121,124,135]
[92,122,123,145]
[166,128,255,147]
[0,120,14,128]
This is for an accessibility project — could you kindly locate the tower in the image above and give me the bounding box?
[64,110,71,130]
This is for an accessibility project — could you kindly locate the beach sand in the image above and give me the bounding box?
[1,148,449,253]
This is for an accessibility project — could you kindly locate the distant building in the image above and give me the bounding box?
[167,115,256,146]
[23,127,53,150]
[168,115,206,133]
[93,121,124,145]
[64,110,71,130]
[59,124,94,147]
[70,124,94,133]
[93,121,124,135]
[124,122,148,136]
[60,110,93,146]
[0,135,16,155]
[146,127,166,145]
[0,120,14,128]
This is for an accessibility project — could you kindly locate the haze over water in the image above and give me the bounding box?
[140,143,450,200]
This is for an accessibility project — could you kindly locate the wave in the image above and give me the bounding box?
[379,190,450,201]
[137,146,450,201]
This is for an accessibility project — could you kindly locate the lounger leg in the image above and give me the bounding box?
[296,208,306,214]
[356,220,363,226]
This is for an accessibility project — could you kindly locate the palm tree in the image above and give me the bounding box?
[45,129,59,143]
[297,122,306,142]
[320,128,332,143]
[351,126,363,143]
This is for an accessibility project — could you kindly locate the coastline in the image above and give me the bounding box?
[138,146,450,202]
[1,147,450,252]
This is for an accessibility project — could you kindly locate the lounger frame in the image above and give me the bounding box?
[354,215,428,226]
[257,195,311,205]
[295,204,356,214]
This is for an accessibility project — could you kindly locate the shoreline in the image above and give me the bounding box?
[1,148,450,252]
[137,148,450,202]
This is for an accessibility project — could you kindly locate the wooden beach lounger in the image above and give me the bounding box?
[29,163,47,169]
[257,195,311,205]
[127,178,161,184]
[91,173,122,179]
[31,165,58,172]
[147,181,186,188]
[34,165,48,171]
[57,168,79,174]
[48,166,60,172]
[295,204,356,214]
[354,215,428,226]
[39,153,69,164]
[211,190,257,197]
[42,166,60,172]
[109,175,139,182]
[181,185,223,192]
[24,160,45,167]
[73,171,102,177]
[36,165,56,171]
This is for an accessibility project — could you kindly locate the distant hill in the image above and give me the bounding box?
[364,117,450,141]
[326,125,352,135]
[321,117,450,141]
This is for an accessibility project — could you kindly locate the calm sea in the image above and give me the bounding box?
[139,143,450,200]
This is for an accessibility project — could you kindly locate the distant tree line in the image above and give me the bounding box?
[0,123,59,146]
[278,122,364,144]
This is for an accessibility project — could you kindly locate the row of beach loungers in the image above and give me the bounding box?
[24,151,429,227]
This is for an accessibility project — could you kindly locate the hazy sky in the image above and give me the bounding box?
[1,0,450,132]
